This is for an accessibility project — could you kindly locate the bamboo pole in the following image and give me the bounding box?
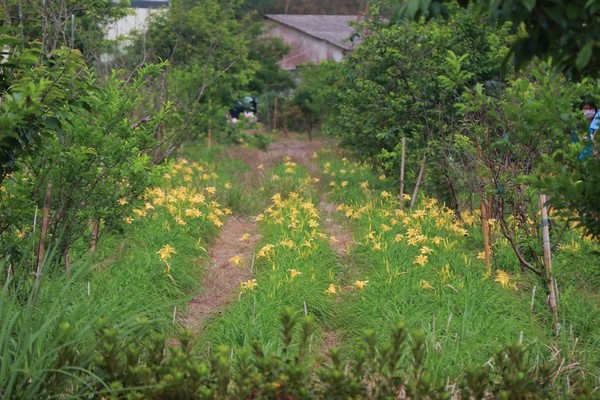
[399,137,406,207]
[540,194,560,333]
[410,155,426,209]
[36,182,52,276]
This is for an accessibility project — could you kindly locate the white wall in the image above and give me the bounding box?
[104,8,163,41]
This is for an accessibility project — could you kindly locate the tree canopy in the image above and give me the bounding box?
[388,0,600,79]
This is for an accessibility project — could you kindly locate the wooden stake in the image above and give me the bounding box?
[410,155,426,209]
[540,194,560,333]
[36,181,52,276]
[64,242,71,274]
[481,197,491,275]
[208,99,212,149]
[399,137,406,207]
[273,96,278,131]
[90,219,100,253]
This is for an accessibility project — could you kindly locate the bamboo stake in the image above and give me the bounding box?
[399,137,406,207]
[36,181,52,276]
[540,194,560,333]
[410,155,426,209]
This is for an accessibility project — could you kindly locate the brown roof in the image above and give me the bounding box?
[265,14,363,51]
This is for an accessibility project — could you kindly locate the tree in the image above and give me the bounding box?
[388,0,600,79]
[391,0,600,240]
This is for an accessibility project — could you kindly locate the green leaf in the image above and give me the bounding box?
[44,117,60,130]
[407,0,421,18]
[522,0,536,12]
[575,41,593,71]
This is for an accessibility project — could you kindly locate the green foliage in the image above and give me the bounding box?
[0,36,86,182]
[0,0,129,59]
[283,62,342,136]
[4,297,597,398]
[390,0,600,79]
[122,0,295,143]
[325,6,512,191]
[1,62,170,269]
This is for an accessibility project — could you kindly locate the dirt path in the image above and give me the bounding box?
[182,134,353,338]
[179,216,261,332]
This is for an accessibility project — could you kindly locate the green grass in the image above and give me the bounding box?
[0,155,228,397]
[315,150,600,385]
[198,162,338,357]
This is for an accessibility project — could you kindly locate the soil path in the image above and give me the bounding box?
[181,134,353,335]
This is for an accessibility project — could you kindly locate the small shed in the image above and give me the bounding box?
[263,14,362,70]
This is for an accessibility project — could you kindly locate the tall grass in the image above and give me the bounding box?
[0,155,229,397]
[315,151,600,384]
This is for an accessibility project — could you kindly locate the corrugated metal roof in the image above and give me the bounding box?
[130,0,168,8]
[265,14,363,51]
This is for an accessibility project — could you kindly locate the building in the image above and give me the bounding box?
[263,14,363,70]
[105,0,168,41]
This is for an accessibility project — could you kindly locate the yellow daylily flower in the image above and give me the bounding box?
[157,244,176,262]
[241,279,258,290]
[354,280,369,290]
[414,255,428,266]
[324,284,338,295]
[420,280,434,290]
[494,270,515,290]
[240,233,251,243]
[229,255,243,267]
[420,246,432,255]
[289,269,302,279]
[280,239,295,249]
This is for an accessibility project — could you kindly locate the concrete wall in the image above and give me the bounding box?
[263,23,345,70]
[105,8,161,41]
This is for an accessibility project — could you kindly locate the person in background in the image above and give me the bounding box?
[579,101,599,159]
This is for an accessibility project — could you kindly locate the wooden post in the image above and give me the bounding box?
[273,96,278,131]
[64,242,71,274]
[481,197,491,275]
[399,137,406,208]
[410,155,426,209]
[540,194,560,333]
[90,219,100,253]
[36,181,52,276]
[208,99,212,149]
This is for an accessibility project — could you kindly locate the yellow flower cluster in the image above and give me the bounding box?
[124,158,228,230]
